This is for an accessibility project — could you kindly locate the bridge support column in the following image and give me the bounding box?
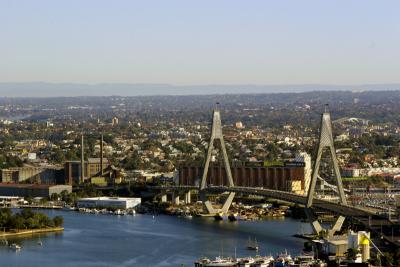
[199,108,236,215]
[200,191,216,214]
[306,108,346,208]
[304,107,348,237]
[305,208,323,234]
[221,192,235,213]
[172,193,180,205]
[328,215,345,237]
[305,208,345,237]
[184,191,191,204]
[160,194,167,203]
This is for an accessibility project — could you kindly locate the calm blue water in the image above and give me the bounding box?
[0,210,311,267]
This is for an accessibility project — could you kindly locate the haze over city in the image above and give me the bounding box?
[1,0,400,96]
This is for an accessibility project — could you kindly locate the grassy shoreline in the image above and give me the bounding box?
[0,227,64,238]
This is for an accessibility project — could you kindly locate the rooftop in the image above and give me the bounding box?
[78,197,140,202]
[0,183,71,189]
[65,158,109,164]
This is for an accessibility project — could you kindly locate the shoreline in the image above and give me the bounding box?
[0,227,64,238]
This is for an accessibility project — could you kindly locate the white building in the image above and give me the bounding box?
[77,197,141,209]
[235,121,244,129]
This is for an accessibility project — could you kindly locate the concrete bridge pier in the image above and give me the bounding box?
[305,208,323,234]
[305,208,345,236]
[184,191,191,204]
[160,194,167,203]
[221,192,235,214]
[172,192,180,205]
[328,215,345,236]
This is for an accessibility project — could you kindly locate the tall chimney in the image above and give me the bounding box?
[100,134,104,176]
[81,134,84,183]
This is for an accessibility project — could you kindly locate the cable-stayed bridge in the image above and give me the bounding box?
[150,107,399,246]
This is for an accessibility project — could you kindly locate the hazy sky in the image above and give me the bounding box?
[0,0,399,85]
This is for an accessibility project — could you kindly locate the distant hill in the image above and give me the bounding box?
[0,82,399,97]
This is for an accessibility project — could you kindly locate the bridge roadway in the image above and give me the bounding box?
[151,185,377,217]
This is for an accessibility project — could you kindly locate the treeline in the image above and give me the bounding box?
[0,153,24,169]
[0,208,63,231]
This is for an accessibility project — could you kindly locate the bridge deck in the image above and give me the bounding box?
[151,185,378,216]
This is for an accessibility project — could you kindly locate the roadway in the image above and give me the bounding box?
[151,185,377,217]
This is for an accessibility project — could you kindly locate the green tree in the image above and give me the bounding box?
[20,208,34,220]
[50,193,60,201]
[53,216,64,227]
[25,217,39,229]
[11,215,26,230]
[52,150,65,163]
[124,153,141,170]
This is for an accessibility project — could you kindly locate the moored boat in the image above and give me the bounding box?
[246,237,259,251]
[9,243,21,250]
[195,256,237,267]
[253,255,274,267]
[237,256,255,267]
[275,250,293,267]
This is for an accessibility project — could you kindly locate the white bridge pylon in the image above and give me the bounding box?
[306,107,347,235]
[200,108,235,214]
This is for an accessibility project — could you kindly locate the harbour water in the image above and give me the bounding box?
[0,210,311,267]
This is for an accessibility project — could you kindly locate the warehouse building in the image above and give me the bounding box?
[179,161,306,194]
[64,158,110,185]
[0,183,72,198]
[77,197,141,209]
[1,166,64,184]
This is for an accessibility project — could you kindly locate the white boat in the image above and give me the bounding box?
[37,237,43,246]
[195,257,211,267]
[203,256,237,267]
[246,237,259,251]
[238,256,255,267]
[288,254,314,267]
[9,243,21,250]
[275,250,293,267]
[183,211,193,219]
[253,255,274,267]
[128,209,136,215]
[63,205,75,211]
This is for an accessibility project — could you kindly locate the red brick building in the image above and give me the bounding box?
[179,162,306,194]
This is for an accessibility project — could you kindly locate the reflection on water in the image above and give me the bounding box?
[0,210,311,267]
